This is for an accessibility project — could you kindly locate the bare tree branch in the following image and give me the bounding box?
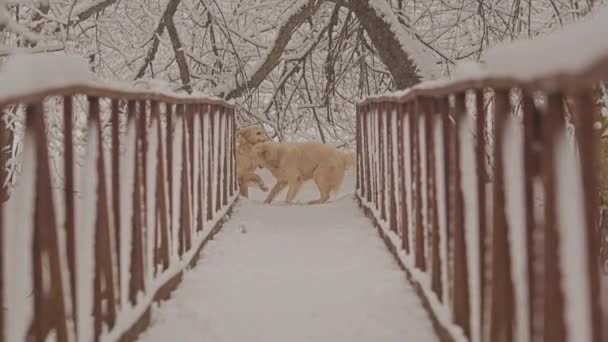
[133,0,182,79]
[166,16,192,93]
[218,0,323,100]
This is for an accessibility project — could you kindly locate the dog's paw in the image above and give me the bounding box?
[260,185,268,192]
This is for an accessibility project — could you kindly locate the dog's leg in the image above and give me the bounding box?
[238,177,249,198]
[264,180,287,204]
[285,176,303,204]
[307,190,330,205]
[253,174,268,192]
[308,165,333,205]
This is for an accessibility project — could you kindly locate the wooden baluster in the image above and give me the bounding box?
[166,103,174,255]
[373,104,379,210]
[398,103,410,253]
[388,104,397,232]
[489,89,514,342]
[195,104,204,232]
[540,92,564,342]
[522,92,542,342]
[475,90,489,338]
[153,101,169,273]
[379,104,387,221]
[356,105,361,195]
[26,102,68,342]
[129,100,145,305]
[199,104,208,227]
[110,98,121,309]
[363,104,374,203]
[139,100,148,275]
[63,96,78,331]
[413,99,426,271]
[178,104,191,256]
[427,98,442,301]
[207,105,214,221]
[90,97,117,341]
[222,109,229,206]
[452,93,470,338]
[215,108,222,212]
[572,90,604,342]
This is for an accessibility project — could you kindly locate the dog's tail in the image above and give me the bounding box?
[339,150,356,170]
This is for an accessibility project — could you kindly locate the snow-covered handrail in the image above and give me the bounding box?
[360,6,608,104]
[0,54,238,341]
[356,11,608,342]
[0,54,233,108]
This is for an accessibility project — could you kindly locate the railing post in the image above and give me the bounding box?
[412,99,426,271]
[427,98,442,301]
[129,99,145,305]
[195,104,204,233]
[63,95,78,333]
[365,105,372,204]
[26,102,69,342]
[451,93,470,338]
[206,104,214,221]
[198,104,208,224]
[489,89,514,342]
[152,101,170,274]
[178,103,192,257]
[110,98,122,309]
[522,92,542,342]
[571,90,604,342]
[373,103,380,212]
[380,103,387,221]
[222,108,229,206]
[90,96,117,341]
[474,89,488,339]
[387,103,397,230]
[399,103,410,253]
[356,105,362,196]
[166,103,174,250]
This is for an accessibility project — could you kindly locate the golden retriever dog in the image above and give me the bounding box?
[252,141,350,205]
[236,126,268,197]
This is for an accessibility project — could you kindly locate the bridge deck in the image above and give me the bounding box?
[138,171,437,342]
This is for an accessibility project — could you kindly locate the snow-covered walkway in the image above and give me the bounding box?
[137,170,438,342]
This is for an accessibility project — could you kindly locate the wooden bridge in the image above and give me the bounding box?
[0,21,607,342]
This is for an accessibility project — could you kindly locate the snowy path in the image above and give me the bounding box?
[137,170,438,342]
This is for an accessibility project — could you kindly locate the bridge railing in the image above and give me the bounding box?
[356,29,608,342]
[0,56,237,341]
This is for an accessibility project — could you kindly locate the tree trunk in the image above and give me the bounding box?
[344,0,421,89]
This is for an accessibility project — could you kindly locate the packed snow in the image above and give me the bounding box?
[137,169,438,342]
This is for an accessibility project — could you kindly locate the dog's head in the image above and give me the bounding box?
[238,126,268,146]
[252,142,279,168]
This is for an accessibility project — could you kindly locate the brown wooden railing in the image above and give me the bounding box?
[356,57,608,341]
[0,81,237,341]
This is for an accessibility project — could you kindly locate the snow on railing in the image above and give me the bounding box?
[356,10,608,342]
[0,55,238,342]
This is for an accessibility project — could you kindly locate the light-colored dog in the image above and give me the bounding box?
[236,126,268,198]
[252,141,350,205]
